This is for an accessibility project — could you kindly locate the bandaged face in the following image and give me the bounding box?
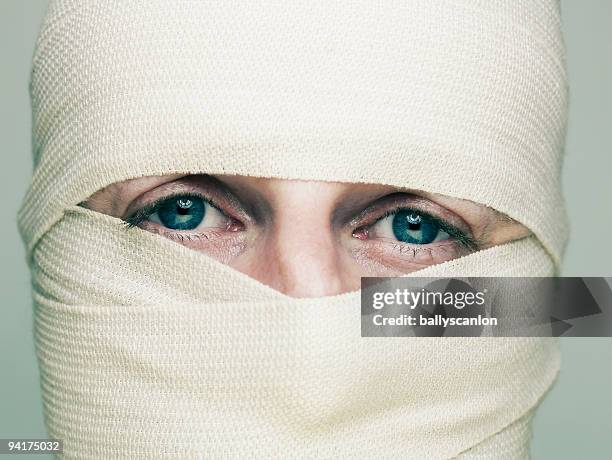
[20,0,568,457]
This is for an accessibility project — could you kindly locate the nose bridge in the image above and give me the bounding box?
[262,182,345,298]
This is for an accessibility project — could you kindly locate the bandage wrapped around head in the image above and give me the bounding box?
[20,0,568,458]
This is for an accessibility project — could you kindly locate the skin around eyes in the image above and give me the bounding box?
[84,174,531,297]
[119,175,254,265]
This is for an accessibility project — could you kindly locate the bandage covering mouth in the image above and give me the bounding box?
[20,1,568,458]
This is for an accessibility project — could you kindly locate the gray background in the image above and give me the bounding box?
[1,1,610,458]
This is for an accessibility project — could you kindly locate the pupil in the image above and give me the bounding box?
[176,199,192,215]
[407,213,421,230]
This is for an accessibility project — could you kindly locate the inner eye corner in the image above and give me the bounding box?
[351,225,369,240]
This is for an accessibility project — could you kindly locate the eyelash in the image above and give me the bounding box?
[123,192,225,229]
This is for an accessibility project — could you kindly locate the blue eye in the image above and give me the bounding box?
[126,193,234,233]
[157,196,206,230]
[391,210,446,244]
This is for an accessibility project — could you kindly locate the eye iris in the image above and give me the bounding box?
[392,211,439,244]
[158,196,205,230]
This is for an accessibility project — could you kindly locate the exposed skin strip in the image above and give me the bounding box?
[85,175,530,297]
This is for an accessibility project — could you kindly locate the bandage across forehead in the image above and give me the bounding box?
[20,0,568,458]
[20,0,567,263]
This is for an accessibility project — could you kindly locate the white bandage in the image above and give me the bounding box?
[20,1,568,458]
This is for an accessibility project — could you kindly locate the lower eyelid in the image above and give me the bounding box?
[158,229,223,242]
[385,238,461,254]
[352,236,473,269]
[136,220,244,248]
[134,222,249,264]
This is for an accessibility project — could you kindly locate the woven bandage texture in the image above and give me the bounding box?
[20,1,567,458]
